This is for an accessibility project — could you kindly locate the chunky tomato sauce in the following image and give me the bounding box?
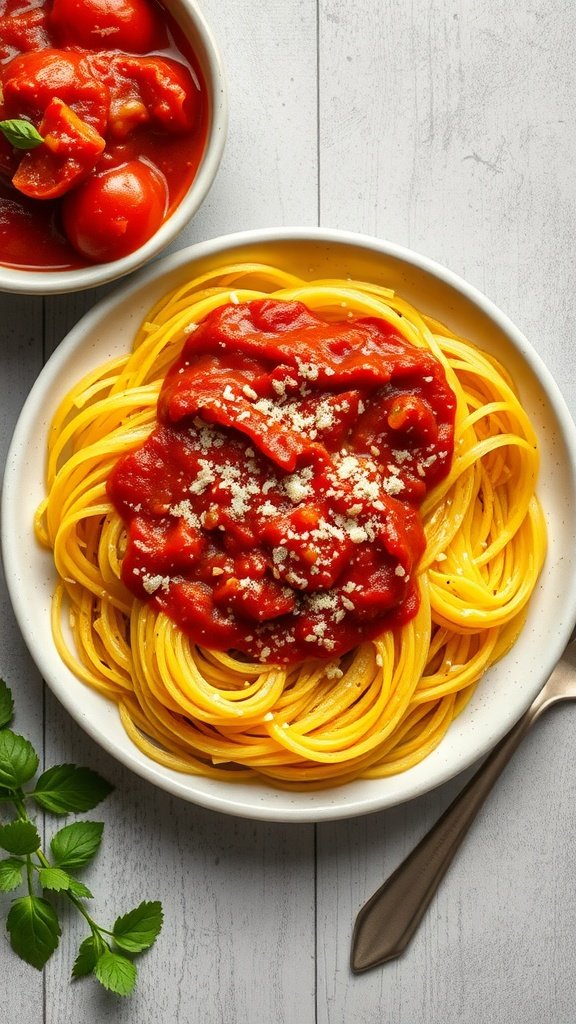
[108,300,457,665]
[0,0,208,268]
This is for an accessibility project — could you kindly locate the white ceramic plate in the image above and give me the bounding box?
[3,228,576,822]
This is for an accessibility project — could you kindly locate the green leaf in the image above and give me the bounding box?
[67,878,94,900]
[32,764,114,814]
[95,951,137,996]
[0,819,40,856]
[0,857,24,892]
[38,867,71,892]
[0,118,44,150]
[6,895,61,969]
[0,679,14,730]
[113,900,163,953]
[72,932,108,979]
[50,821,103,871]
[0,730,39,788]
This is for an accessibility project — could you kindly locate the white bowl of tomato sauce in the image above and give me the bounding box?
[0,0,227,294]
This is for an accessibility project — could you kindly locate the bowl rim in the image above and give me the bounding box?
[0,0,228,296]
[3,225,576,821]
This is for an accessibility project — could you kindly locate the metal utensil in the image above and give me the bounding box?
[351,636,576,973]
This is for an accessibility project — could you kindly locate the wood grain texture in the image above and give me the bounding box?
[317,0,576,1021]
[0,295,45,1021]
[1,0,576,1021]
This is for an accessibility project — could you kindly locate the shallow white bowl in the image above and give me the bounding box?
[3,227,576,821]
[0,0,227,295]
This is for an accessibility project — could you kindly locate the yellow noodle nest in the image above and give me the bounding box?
[35,263,546,789]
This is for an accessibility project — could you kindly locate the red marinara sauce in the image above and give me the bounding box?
[0,0,208,269]
[108,300,457,665]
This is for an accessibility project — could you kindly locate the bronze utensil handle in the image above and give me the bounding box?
[351,641,576,974]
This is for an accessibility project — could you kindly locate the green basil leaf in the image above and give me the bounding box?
[0,118,44,150]
[0,730,39,788]
[95,951,137,996]
[6,895,61,969]
[0,819,40,856]
[50,821,103,871]
[38,866,71,892]
[32,763,114,814]
[71,933,107,979]
[0,857,24,892]
[0,679,14,730]
[112,900,163,953]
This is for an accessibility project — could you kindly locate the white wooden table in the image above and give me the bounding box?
[2,1,576,1021]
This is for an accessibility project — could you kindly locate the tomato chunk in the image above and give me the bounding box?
[61,158,168,261]
[50,0,168,54]
[2,49,109,133]
[213,576,295,623]
[12,98,105,200]
[88,54,199,139]
[0,8,50,62]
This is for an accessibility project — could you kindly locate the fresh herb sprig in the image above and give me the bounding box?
[0,677,163,996]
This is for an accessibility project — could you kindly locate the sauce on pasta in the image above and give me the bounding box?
[108,298,456,663]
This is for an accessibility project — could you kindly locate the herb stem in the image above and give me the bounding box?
[32,846,106,935]
[26,854,34,894]
[67,892,102,932]
[34,848,50,869]
[13,792,28,821]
